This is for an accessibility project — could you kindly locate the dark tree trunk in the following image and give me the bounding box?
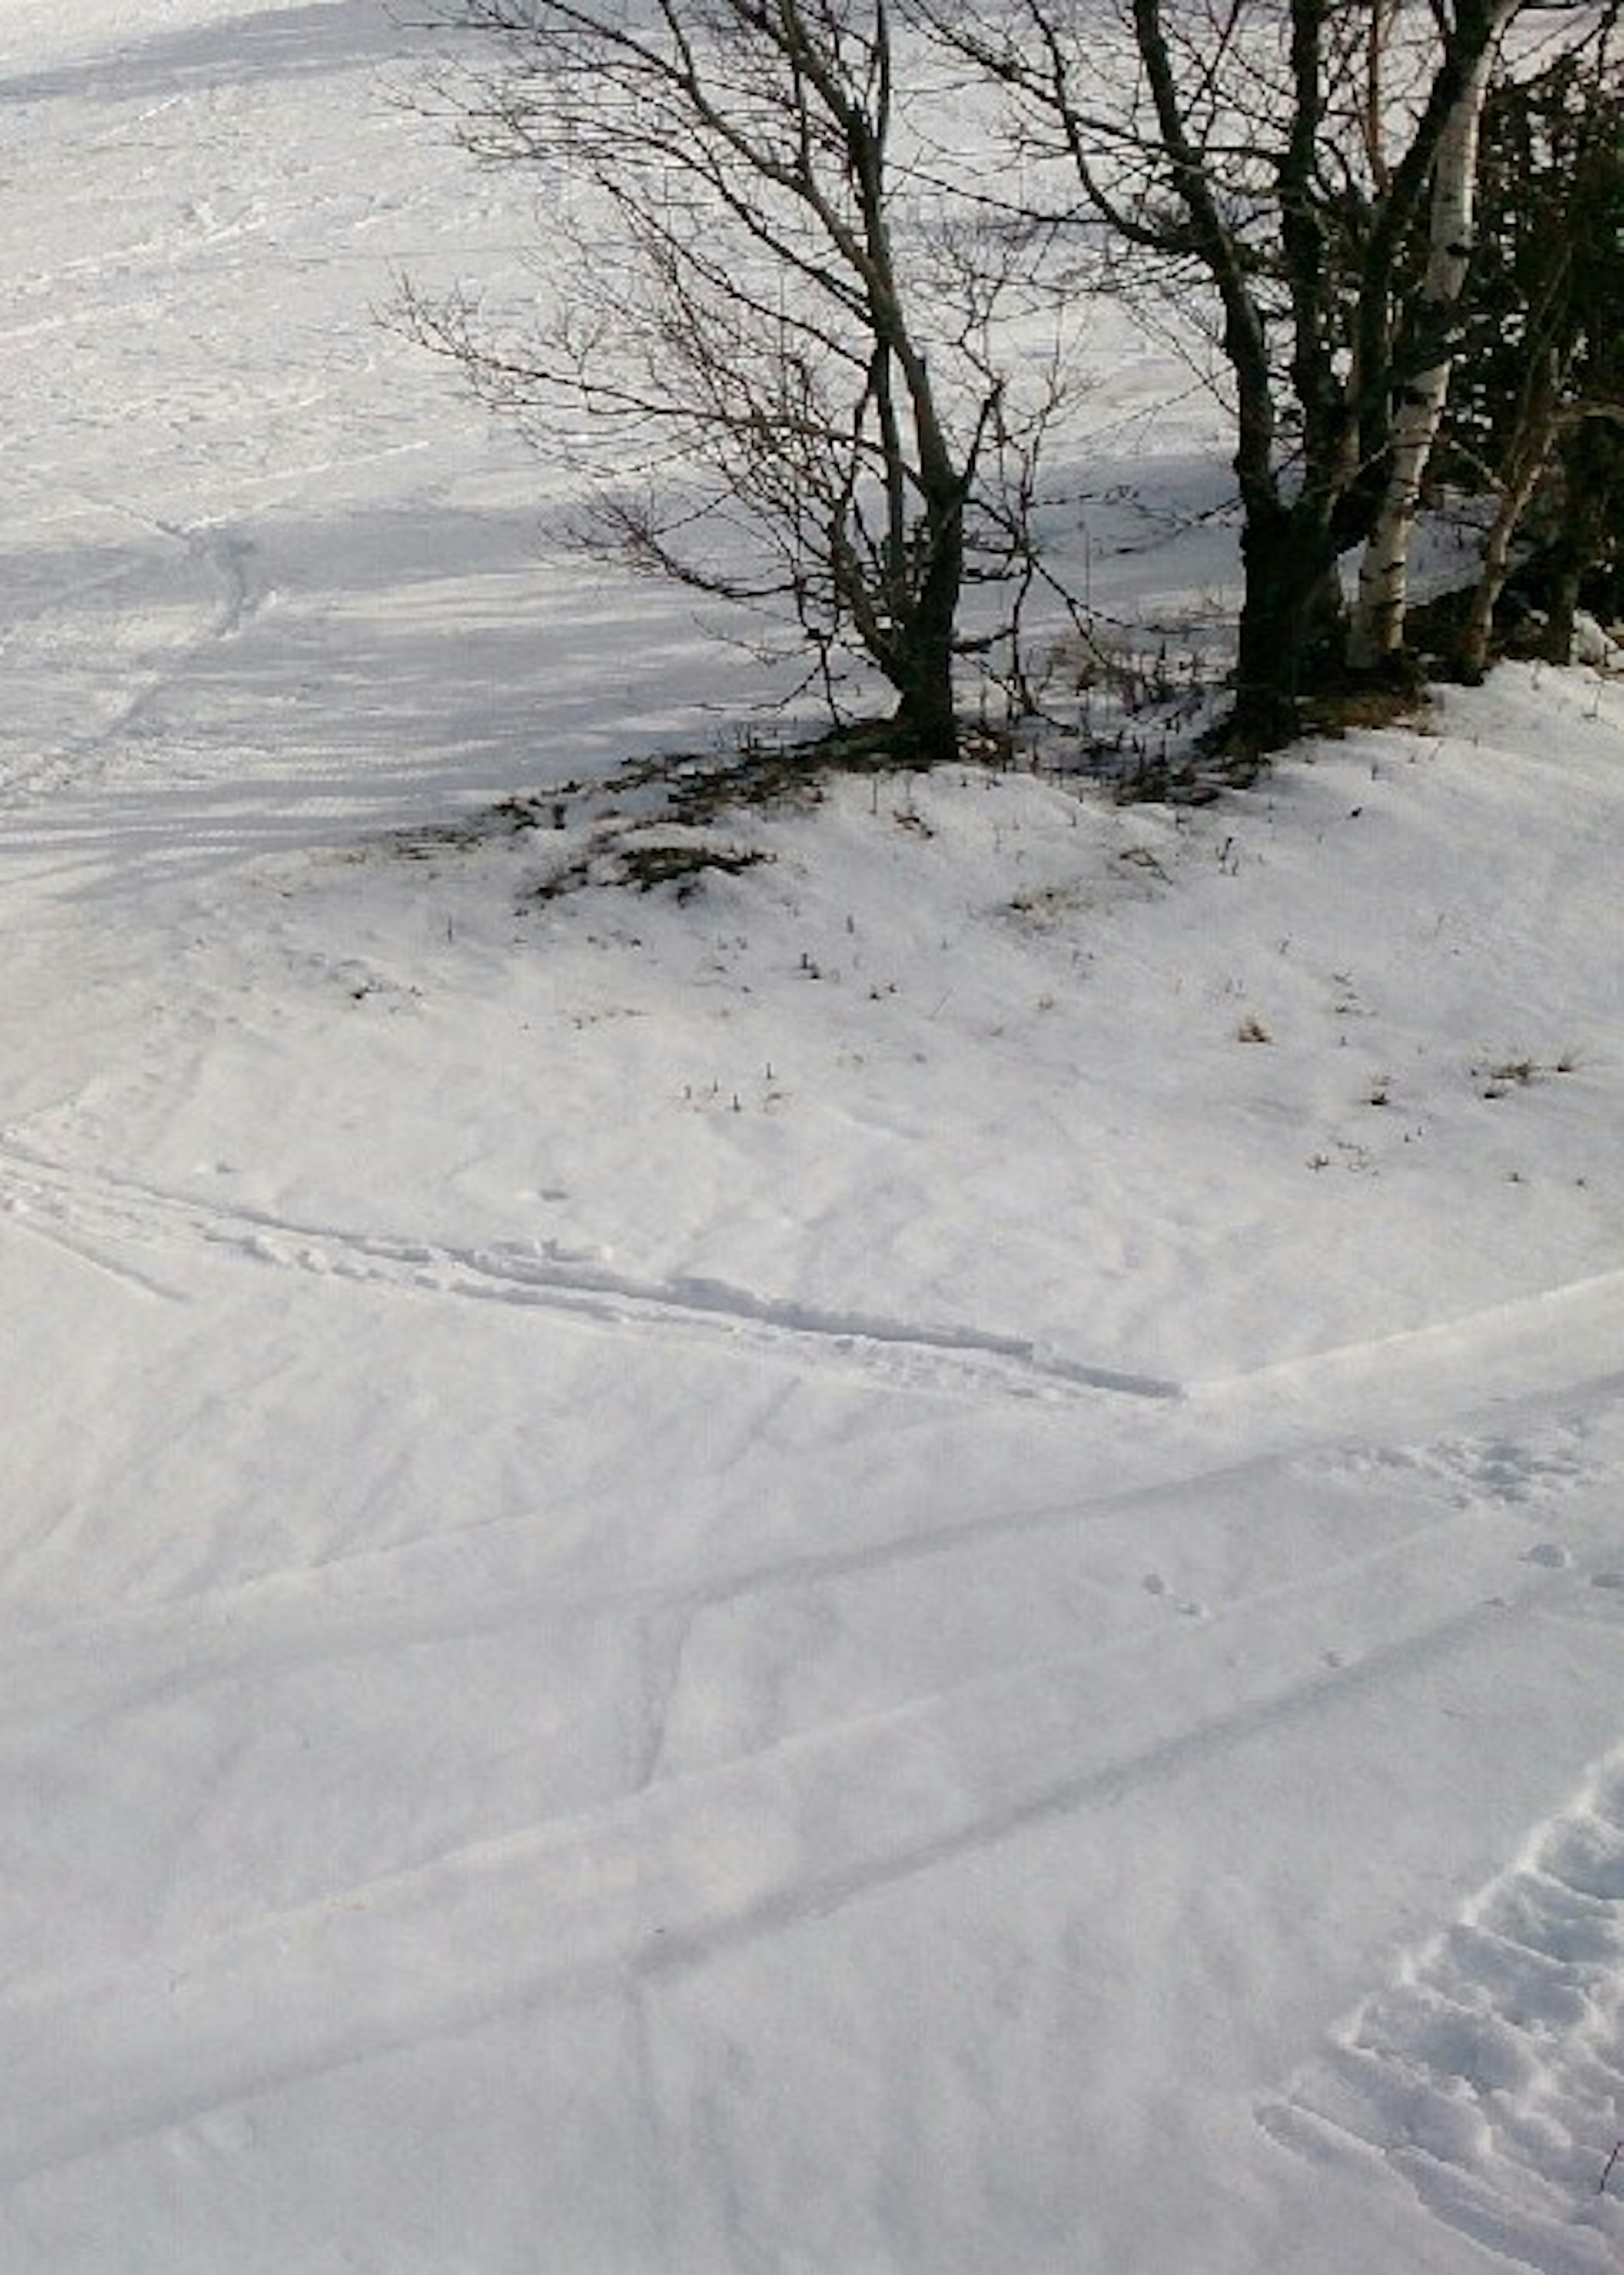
[1541,417,1624,662]
[1226,504,1347,754]
[886,496,964,763]
[890,661,958,763]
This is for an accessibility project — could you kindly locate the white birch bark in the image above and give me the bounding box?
[1349,0,1519,669]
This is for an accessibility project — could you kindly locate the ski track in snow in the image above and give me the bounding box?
[2,3,1623,2260]
[7,1371,1616,1754]
[1261,1751,1624,2275]
[0,502,272,810]
[0,1513,1617,2193]
[0,1330,1616,2194]
[0,1137,1180,1407]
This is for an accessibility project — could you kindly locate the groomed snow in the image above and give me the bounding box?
[0,4,1621,2270]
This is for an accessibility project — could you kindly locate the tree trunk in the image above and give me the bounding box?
[887,495,964,763]
[1349,2,1516,669]
[1538,414,1624,662]
[1227,505,1346,752]
[1456,379,1564,679]
[890,650,959,762]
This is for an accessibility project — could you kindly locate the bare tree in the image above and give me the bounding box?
[1444,24,1624,675]
[928,0,1583,753]
[405,0,1058,763]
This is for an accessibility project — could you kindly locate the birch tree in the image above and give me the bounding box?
[928,0,1589,752]
[1347,0,1519,667]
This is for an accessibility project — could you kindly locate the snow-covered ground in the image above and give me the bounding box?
[1,3,1621,2269]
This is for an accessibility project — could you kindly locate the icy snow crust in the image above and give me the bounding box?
[0,3,1621,2269]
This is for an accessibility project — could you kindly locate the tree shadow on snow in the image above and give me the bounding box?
[0,494,801,896]
[0,3,433,110]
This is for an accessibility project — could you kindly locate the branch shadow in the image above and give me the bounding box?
[0,2,435,109]
[0,492,793,897]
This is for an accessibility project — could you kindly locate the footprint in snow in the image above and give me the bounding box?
[1141,1572,1207,1619]
[1260,1751,1624,2270]
[1312,1425,1595,1510]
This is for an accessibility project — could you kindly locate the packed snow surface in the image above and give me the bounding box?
[0,3,1621,2269]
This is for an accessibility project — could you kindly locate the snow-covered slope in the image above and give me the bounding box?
[0,5,1621,2270]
